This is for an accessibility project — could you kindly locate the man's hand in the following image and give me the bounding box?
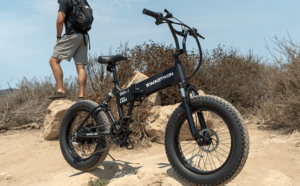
[57,11,66,40]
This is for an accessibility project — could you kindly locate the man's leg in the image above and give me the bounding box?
[49,57,65,93]
[76,64,86,97]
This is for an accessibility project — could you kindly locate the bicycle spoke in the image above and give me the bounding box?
[209,150,216,170]
[219,142,231,148]
[216,127,228,133]
[206,144,213,170]
[186,144,199,155]
[182,143,196,153]
[216,120,225,132]
[212,142,223,166]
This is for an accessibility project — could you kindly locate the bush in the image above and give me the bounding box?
[88,178,109,186]
[261,36,300,132]
[192,45,267,114]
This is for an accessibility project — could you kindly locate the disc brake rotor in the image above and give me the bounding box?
[199,129,219,153]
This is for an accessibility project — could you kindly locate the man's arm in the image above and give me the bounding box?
[56,11,66,41]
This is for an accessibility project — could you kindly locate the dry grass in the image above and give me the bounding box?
[260,35,300,132]
[0,76,79,130]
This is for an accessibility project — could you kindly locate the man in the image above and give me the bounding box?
[47,0,91,101]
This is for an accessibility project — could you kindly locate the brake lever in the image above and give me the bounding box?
[187,29,205,40]
[164,9,173,18]
[197,33,205,40]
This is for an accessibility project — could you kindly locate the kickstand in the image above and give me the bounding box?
[108,153,116,164]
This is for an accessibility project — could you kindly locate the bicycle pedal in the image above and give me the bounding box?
[126,138,134,150]
[120,141,129,148]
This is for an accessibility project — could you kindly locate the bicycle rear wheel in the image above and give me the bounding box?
[59,100,110,171]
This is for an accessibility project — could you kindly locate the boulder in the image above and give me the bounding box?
[43,100,75,140]
[145,90,213,143]
[145,103,180,143]
[123,70,161,106]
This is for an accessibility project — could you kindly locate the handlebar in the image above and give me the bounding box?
[142,8,204,80]
[142,9,163,19]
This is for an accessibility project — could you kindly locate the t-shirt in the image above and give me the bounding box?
[58,0,79,35]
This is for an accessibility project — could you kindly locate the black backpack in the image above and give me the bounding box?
[70,0,94,33]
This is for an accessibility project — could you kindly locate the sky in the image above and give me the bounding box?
[0,0,299,90]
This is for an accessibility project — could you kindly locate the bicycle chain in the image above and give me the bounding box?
[92,144,117,155]
[86,123,113,129]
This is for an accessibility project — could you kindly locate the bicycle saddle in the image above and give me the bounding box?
[98,55,127,64]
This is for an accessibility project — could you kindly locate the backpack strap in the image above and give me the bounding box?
[88,33,91,50]
[72,0,78,26]
[82,33,91,50]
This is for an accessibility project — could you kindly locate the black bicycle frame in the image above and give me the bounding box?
[74,13,207,140]
[75,58,206,139]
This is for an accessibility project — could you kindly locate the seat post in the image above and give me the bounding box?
[109,63,124,118]
[111,64,121,92]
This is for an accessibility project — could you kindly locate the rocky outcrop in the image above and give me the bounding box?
[43,100,75,140]
[145,103,181,143]
[145,90,212,143]
[123,70,161,106]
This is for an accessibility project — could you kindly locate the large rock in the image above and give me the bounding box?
[123,70,161,106]
[44,100,75,140]
[145,103,180,143]
[145,90,213,143]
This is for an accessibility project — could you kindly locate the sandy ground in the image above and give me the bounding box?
[1,123,300,186]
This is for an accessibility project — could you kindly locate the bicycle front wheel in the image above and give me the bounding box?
[165,95,249,186]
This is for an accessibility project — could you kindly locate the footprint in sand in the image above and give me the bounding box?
[262,170,292,186]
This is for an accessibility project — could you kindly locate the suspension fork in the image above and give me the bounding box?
[187,86,207,130]
[179,83,208,138]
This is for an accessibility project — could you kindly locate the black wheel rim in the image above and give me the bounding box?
[66,109,100,161]
[174,108,233,174]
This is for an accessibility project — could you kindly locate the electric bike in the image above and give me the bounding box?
[59,9,249,186]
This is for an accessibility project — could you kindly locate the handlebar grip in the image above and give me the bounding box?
[142,8,163,19]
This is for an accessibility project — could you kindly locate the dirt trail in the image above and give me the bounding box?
[1,123,300,186]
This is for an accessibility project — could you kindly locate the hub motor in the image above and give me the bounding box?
[197,128,219,153]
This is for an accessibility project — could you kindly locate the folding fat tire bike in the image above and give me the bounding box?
[59,9,249,186]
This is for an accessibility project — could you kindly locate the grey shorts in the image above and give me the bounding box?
[52,33,88,65]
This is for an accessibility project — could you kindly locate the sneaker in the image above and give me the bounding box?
[47,91,66,100]
[76,97,85,102]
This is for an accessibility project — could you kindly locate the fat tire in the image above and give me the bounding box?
[165,95,250,186]
[59,100,110,171]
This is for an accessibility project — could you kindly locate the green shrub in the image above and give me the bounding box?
[88,178,109,186]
